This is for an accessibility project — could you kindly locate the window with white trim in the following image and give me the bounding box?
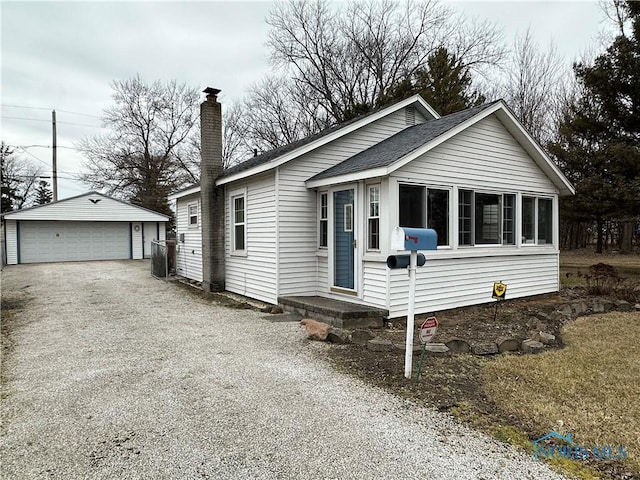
[188,202,198,227]
[474,193,501,244]
[319,193,328,248]
[502,194,516,245]
[232,194,246,252]
[399,184,425,228]
[458,190,519,246]
[522,196,553,245]
[458,190,473,245]
[367,185,380,250]
[400,185,450,247]
[427,188,449,246]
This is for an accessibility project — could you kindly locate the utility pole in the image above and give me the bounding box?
[52,109,58,201]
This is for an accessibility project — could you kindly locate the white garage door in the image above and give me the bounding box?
[19,221,130,263]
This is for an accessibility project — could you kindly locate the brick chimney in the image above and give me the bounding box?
[200,87,225,292]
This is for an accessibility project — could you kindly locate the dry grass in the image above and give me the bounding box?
[483,311,640,475]
[561,251,640,282]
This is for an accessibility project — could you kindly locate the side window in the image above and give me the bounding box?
[367,185,380,250]
[232,194,245,252]
[319,193,328,248]
[538,198,553,244]
[521,196,553,245]
[188,203,198,227]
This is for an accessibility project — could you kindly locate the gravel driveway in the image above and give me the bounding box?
[1,261,564,479]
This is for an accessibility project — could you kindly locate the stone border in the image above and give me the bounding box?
[316,298,639,357]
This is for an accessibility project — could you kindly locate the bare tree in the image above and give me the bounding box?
[78,76,200,214]
[599,0,631,37]
[263,0,504,127]
[489,29,566,144]
[1,142,42,212]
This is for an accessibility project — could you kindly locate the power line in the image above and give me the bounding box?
[6,144,83,151]
[57,121,104,129]
[1,116,50,123]
[2,104,101,119]
[56,109,101,119]
[1,116,103,129]
[1,104,51,111]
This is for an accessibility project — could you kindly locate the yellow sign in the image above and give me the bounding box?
[492,281,507,300]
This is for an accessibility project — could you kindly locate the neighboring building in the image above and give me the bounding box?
[170,90,574,319]
[2,192,169,264]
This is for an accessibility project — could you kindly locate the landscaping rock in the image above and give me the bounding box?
[602,299,617,312]
[471,343,499,355]
[270,306,284,314]
[570,301,589,315]
[445,338,471,354]
[368,338,394,352]
[533,331,556,345]
[496,337,520,353]
[424,343,450,355]
[635,303,640,312]
[525,316,540,329]
[521,339,544,353]
[556,304,573,316]
[591,300,606,313]
[350,329,375,345]
[327,328,350,344]
[616,300,633,312]
[534,311,551,321]
[300,319,332,341]
[549,310,571,322]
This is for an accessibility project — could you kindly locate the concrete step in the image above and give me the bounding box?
[278,296,387,329]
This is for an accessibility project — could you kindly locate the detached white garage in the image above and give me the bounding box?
[2,192,169,265]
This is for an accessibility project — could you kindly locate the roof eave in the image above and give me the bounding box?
[168,186,201,201]
[306,167,389,189]
[305,101,576,197]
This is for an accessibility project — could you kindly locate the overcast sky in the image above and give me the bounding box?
[1,0,612,200]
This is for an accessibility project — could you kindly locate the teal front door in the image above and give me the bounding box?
[333,188,355,290]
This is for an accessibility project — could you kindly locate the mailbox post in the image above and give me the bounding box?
[388,227,437,379]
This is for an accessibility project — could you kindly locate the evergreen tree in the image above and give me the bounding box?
[378,47,485,116]
[35,180,53,205]
[549,1,639,253]
[414,47,486,115]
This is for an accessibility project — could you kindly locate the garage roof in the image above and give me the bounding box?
[2,192,170,222]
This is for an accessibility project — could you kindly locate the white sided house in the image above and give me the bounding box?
[171,90,574,319]
[2,192,169,264]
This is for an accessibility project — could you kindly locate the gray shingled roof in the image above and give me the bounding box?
[307,101,500,182]
[221,107,389,178]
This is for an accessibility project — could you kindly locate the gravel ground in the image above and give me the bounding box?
[1,261,565,479]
